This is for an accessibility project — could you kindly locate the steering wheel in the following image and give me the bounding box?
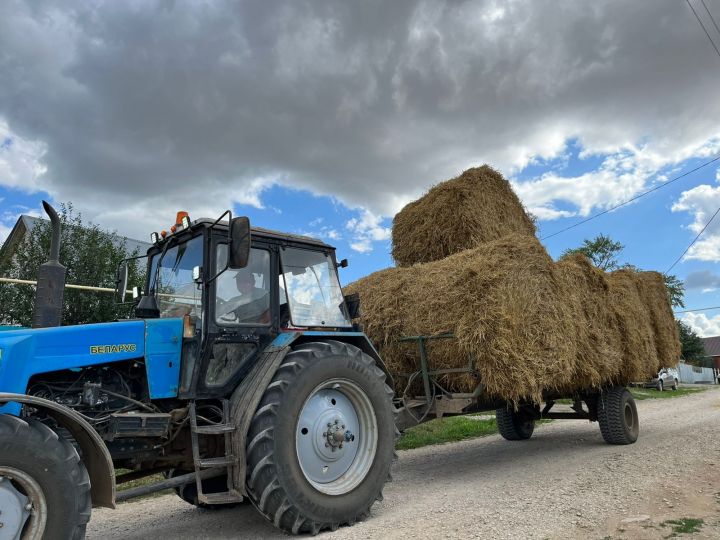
[217,295,246,322]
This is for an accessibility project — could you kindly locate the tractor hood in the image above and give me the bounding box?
[0,318,184,416]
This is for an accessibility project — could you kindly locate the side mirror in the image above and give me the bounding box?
[337,258,348,269]
[115,262,129,303]
[343,293,361,319]
[229,216,251,269]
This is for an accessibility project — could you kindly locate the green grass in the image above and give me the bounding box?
[629,387,705,400]
[396,415,500,450]
[661,517,704,536]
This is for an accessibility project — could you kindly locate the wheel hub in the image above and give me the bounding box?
[0,474,31,540]
[296,379,378,495]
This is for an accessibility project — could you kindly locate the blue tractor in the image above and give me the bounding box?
[0,204,396,539]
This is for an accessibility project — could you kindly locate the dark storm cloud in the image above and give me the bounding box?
[0,0,719,235]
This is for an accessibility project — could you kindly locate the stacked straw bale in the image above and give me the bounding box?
[347,165,680,404]
[391,166,536,267]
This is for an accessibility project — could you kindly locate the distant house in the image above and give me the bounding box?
[0,214,151,262]
[700,336,720,372]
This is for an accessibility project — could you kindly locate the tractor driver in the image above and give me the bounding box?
[215,264,270,324]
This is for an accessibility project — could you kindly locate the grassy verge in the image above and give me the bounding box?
[629,387,705,400]
[396,415,500,450]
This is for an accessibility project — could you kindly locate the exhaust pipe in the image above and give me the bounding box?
[31,201,67,328]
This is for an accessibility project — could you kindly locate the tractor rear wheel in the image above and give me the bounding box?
[495,406,535,440]
[0,414,91,540]
[246,341,396,535]
[597,386,639,445]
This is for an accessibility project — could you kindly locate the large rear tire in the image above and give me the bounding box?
[0,414,91,540]
[246,341,396,535]
[597,387,639,445]
[495,406,535,440]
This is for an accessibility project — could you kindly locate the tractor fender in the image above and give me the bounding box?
[0,392,116,509]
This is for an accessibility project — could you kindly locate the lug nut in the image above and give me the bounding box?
[322,432,327,437]
[341,425,345,429]
[25,504,32,511]
[325,442,329,447]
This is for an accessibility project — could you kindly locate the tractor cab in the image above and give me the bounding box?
[126,211,355,399]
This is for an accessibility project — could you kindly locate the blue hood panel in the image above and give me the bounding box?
[0,319,183,415]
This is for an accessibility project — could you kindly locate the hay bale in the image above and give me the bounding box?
[633,271,681,370]
[347,247,680,404]
[391,166,536,267]
[605,270,659,382]
[347,234,579,404]
[553,254,623,391]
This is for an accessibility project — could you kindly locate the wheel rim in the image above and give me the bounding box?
[623,402,635,431]
[295,378,378,496]
[0,467,47,540]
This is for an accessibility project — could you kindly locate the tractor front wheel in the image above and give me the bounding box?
[246,341,396,535]
[0,414,91,540]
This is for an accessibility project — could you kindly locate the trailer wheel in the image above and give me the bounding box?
[597,387,639,445]
[0,414,91,540]
[495,406,535,440]
[246,341,396,535]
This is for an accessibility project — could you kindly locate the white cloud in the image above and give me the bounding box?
[514,141,720,221]
[682,312,720,338]
[0,119,47,192]
[346,209,390,253]
[671,179,720,262]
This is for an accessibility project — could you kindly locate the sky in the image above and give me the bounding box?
[2,1,720,335]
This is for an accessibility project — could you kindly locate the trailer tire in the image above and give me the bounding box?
[245,340,396,535]
[0,414,91,540]
[597,387,638,445]
[495,407,535,440]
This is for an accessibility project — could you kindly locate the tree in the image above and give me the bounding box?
[677,320,706,364]
[0,203,145,326]
[561,234,623,271]
[560,234,685,308]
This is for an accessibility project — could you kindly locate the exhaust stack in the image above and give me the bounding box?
[31,201,66,328]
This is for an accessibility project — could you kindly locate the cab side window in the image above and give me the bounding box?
[215,247,271,325]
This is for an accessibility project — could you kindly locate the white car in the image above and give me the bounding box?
[643,367,679,391]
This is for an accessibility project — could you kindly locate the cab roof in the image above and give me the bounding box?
[189,218,334,250]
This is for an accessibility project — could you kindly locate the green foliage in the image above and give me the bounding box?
[561,234,685,307]
[629,386,704,400]
[663,274,685,309]
[677,320,706,363]
[561,234,624,270]
[0,203,145,326]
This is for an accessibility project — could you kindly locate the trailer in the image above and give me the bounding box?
[393,333,639,445]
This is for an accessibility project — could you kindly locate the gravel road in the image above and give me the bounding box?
[89,387,720,539]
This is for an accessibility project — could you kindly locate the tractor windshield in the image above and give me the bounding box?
[148,235,204,318]
[280,248,351,328]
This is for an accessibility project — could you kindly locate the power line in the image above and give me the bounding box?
[700,0,720,39]
[675,305,720,314]
[686,0,720,60]
[540,154,720,241]
[665,203,720,274]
